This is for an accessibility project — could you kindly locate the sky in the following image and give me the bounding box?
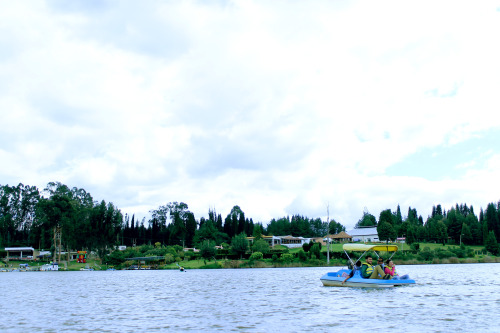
[1,0,500,229]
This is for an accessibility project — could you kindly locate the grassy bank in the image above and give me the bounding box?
[3,242,498,271]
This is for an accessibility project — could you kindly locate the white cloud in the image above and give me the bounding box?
[1,0,500,229]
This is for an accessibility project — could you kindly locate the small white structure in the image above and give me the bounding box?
[40,263,59,271]
[347,227,379,242]
[279,236,311,248]
[246,235,311,248]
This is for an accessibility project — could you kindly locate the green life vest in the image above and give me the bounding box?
[362,262,373,278]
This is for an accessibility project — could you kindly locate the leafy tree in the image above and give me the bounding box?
[436,221,448,245]
[309,243,321,259]
[266,216,291,236]
[231,232,248,259]
[395,205,403,225]
[87,200,123,259]
[379,209,394,225]
[461,223,473,245]
[166,202,191,246]
[1,183,41,247]
[200,240,216,260]
[355,211,377,227]
[485,203,500,240]
[194,220,217,244]
[184,212,197,247]
[297,249,307,261]
[251,239,270,254]
[165,253,176,264]
[249,251,263,261]
[445,209,464,244]
[406,225,416,244]
[328,220,346,234]
[252,223,264,239]
[377,222,396,243]
[485,231,499,255]
[432,204,443,219]
[280,253,294,263]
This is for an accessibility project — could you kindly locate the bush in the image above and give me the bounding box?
[435,250,455,259]
[298,249,307,262]
[280,253,294,263]
[410,243,420,253]
[309,243,321,259]
[103,250,126,266]
[449,247,466,258]
[165,253,175,264]
[418,250,434,261]
[249,252,263,261]
[184,251,196,261]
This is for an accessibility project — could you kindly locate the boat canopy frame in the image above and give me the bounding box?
[342,244,399,266]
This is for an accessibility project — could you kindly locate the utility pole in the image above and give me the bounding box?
[327,203,330,264]
[54,226,62,264]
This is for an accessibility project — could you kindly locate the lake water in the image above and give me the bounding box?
[1,263,499,332]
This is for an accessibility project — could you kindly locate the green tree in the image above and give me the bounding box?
[35,194,75,258]
[328,219,346,234]
[436,221,448,245]
[280,253,294,263]
[166,202,190,246]
[377,222,396,243]
[485,203,500,240]
[395,205,403,225]
[200,240,216,260]
[297,249,307,261]
[251,239,270,254]
[252,223,264,239]
[461,223,473,245]
[445,209,464,244]
[379,209,394,225]
[309,243,321,259]
[249,251,263,261]
[406,225,416,244]
[485,231,499,255]
[355,211,377,227]
[87,200,123,259]
[231,232,249,259]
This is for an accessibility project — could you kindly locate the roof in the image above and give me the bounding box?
[125,256,165,261]
[331,231,352,239]
[280,235,303,240]
[343,244,398,252]
[347,227,378,236]
[5,247,35,251]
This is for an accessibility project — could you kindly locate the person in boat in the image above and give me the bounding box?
[384,259,410,280]
[342,261,361,284]
[376,257,385,270]
[361,255,387,279]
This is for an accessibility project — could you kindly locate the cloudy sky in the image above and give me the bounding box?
[1,0,500,229]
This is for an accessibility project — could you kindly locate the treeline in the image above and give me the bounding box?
[0,182,343,257]
[1,182,499,257]
[359,203,500,254]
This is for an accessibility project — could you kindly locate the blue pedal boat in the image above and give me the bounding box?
[320,244,416,288]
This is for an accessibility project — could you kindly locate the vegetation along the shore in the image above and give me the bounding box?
[1,182,500,269]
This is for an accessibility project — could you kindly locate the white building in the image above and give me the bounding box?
[246,235,312,248]
[347,227,379,242]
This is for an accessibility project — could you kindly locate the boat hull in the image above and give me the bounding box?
[320,270,415,288]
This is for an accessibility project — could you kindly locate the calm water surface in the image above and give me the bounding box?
[1,264,499,332]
